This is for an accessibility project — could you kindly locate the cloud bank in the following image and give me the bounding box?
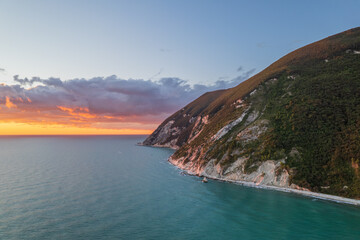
[1,70,255,130]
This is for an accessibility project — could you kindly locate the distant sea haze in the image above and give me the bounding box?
[0,136,359,239]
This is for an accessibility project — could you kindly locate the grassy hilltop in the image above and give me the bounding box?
[144,27,360,198]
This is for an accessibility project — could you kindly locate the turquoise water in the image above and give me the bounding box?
[0,136,359,239]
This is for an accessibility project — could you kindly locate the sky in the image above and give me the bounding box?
[0,0,359,135]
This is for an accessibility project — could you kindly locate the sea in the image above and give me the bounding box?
[0,135,359,239]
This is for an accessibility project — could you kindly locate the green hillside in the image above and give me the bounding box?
[144,27,360,198]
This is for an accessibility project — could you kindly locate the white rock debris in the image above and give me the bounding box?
[198,158,291,188]
[249,89,257,96]
[212,109,249,141]
[287,75,296,80]
[237,120,268,142]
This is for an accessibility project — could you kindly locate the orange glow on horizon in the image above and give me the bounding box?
[57,106,97,119]
[5,97,17,109]
[0,122,153,135]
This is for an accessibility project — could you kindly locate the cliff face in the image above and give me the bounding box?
[142,89,225,149]
[143,27,360,198]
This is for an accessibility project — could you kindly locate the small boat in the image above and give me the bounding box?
[202,177,208,183]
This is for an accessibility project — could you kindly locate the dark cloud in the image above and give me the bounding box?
[148,68,163,80]
[13,75,64,87]
[160,48,171,52]
[232,68,256,81]
[1,71,255,127]
[0,68,5,72]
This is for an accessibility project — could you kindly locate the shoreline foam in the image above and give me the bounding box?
[141,144,360,206]
[169,160,360,206]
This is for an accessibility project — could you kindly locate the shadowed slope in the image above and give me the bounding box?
[143,27,360,198]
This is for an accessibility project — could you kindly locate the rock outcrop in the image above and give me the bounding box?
[143,27,360,199]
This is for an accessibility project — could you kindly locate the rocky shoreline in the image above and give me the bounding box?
[139,143,360,206]
[168,157,360,207]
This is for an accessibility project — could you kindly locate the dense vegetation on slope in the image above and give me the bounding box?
[144,27,360,198]
[266,50,360,197]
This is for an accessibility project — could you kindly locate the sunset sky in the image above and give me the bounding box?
[0,0,359,135]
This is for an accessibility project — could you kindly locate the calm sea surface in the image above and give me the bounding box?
[0,136,359,239]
